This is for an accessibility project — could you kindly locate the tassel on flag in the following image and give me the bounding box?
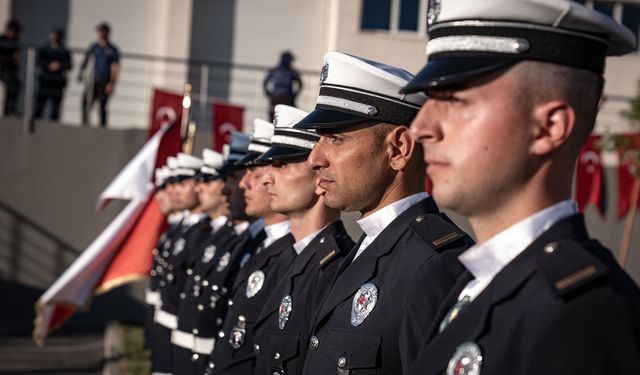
[575,135,604,216]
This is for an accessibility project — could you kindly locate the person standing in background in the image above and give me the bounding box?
[78,22,119,127]
[263,51,302,121]
[35,28,71,121]
[0,18,22,116]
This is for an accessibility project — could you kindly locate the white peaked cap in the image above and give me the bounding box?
[295,52,427,129]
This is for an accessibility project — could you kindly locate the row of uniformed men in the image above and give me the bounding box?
[145,1,640,374]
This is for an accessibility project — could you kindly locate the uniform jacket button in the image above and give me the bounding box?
[544,241,559,253]
[253,344,261,355]
[274,352,281,361]
[337,356,347,368]
[309,336,319,350]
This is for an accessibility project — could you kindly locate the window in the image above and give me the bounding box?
[361,0,425,34]
[361,0,391,31]
[399,0,420,31]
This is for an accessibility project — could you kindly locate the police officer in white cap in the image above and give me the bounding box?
[295,52,474,374]
[250,104,355,375]
[404,1,640,374]
[173,149,243,375]
[145,166,180,353]
[153,152,212,375]
[206,122,295,375]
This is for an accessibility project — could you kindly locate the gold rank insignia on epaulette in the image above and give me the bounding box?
[319,249,337,267]
[432,232,464,248]
[555,265,597,291]
[539,240,607,297]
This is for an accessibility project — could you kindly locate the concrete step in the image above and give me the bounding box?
[0,335,103,374]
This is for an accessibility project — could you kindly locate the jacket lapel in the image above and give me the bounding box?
[421,214,591,374]
[254,221,350,326]
[316,199,439,325]
[232,233,294,293]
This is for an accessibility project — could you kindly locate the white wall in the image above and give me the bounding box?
[227,0,330,130]
[61,0,193,129]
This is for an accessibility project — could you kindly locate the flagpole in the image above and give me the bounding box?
[181,83,192,142]
[619,177,640,268]
[183,120,197,155]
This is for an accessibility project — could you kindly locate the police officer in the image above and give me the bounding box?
[294,52,474,374]
[147,161,189,375]
[153,153,211,375]
[35,28,72,121]
[206,122,296,375]
[403,1,640,374]
[172,149,240,375]
[251,104,355,375]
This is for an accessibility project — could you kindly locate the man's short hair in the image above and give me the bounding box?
[511,61,603,154]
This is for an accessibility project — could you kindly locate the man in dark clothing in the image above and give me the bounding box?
[35,28,71,121]
[78,22,119,127]
[263,51,302,121]
[0,18,22,116]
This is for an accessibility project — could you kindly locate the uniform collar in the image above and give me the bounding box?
[168,211,184,225]
[263,220,292,249]
[210,215,228,232]
[292,225,327,255]
[357,192,429,239]
[459,199,578,281]
[184,212,208,226]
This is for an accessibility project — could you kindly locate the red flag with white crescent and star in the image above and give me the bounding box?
[575,134,604,216]
[212,101,244,152]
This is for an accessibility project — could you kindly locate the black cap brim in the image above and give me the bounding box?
[294,107,370,130]
[401,56,519,93]
[234,152,262,168]
[254,145,310,163]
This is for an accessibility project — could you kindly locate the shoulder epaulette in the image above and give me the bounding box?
[316,235,343,268]
[409,213,471,251]
[537,240,608,298]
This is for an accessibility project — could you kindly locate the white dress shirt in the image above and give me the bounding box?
[456,200,578,303]
[210,215,228,233]
[353,192,430,261]
[263,220,292,249]
[184,212,209,227]
[293,225,327,255]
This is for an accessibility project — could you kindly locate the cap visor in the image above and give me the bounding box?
[254,145,310,163]
[401,56,518,93]
[234,152,261,168]
[294,107,370,130]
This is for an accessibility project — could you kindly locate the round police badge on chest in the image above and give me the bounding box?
[351,283,378,326]
[447,341,483,375]
[172,238,185,255]
[216,251,231,272]
[202,245,217,263]
[246,270,265,298]
[278,295,293,329]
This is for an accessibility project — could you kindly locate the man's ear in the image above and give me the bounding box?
[530,101,576,156]
[387,126,415,171]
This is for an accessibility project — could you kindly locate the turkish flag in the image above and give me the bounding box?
[575,135,604,216]
[212,102,244,152]
[617,134,640,219]
[34,99,182,344]
[149,89,184,168]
